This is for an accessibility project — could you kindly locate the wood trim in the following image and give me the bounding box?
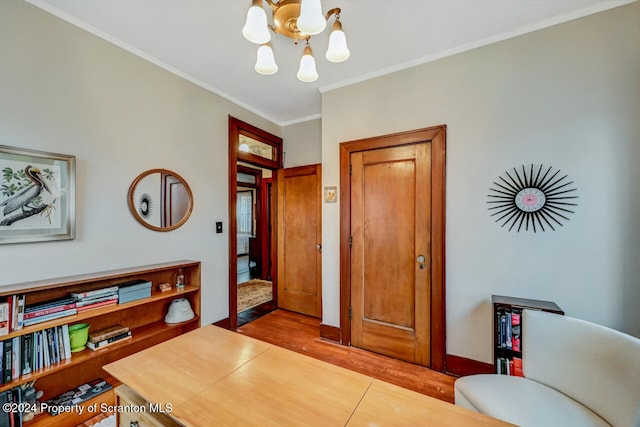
[339,125,447,371]
[232,117,283,170]
[445,354,494,377]
[260,178,273,280]
[229,116,282,330]
[228,116,239,330]
[213,317,231,329]
[319,323,341,343]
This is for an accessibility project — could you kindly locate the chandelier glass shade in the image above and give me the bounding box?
[255,44,278,75]
[242,0,350,82]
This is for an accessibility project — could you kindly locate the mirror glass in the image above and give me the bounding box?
[128,169,193,231]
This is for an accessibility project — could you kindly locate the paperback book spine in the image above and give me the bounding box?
[86,332,132,351]
[23,308,78,327]
[23,303,77,320]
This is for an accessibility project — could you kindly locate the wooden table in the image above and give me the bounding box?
[104,325,515,426]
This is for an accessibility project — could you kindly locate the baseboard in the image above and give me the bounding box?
[319,323,341,343]
[446,354,493,377]
[213,317,230,329]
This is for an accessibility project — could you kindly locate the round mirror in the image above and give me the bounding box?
[127,169,193,232]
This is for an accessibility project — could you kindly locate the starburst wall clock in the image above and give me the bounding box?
[487,164,578,232]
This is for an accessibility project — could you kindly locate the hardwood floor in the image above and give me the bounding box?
[237,309,456,403]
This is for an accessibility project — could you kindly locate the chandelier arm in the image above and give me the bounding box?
[325,7,341,20]
[265,0,279,11]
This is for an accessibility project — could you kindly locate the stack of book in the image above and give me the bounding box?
[23,297,77,327]
[1,324,72,384]
[0,294,26,335]
[71,286,119,312]
[86,324,131,351]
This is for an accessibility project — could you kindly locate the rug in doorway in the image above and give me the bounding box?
[238,279,272,312]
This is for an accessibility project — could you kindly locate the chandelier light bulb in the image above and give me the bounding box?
[326,19,350,63]
[297,44,319,82]
[255,44,278,75]
[297,0,326,35]
[242,0,271,44]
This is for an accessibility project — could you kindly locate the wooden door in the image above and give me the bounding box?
[351,143,431,365]
[277,164,322,317]
[162,174,189,227]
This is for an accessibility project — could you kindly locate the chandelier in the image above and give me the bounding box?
[242,0,350,82]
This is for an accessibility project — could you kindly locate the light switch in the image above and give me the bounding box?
[215,221,223,233]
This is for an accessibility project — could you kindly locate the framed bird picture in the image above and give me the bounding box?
[0,145,75,244]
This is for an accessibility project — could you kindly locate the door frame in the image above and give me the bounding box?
[228,116,283,331]
[339,125,447,371]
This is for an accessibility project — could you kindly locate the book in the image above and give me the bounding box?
[49,328,58,365]
[15,295,25,330]
[6,296,13,332]
[11,296,18,333]
[3,338,13,383]
[76,299,117,312]
[23,308,78,327]
[11,337,20,380]
[25,297,76,313]
[506,311,512,350]
[23,302,77,320]
[511,311,522,352]
[512,356,524,377]
[0,302,9,336]
[42,331,50,367]
[89,324,129,343]
[10,386,22,426]
[0,341,3,385]
[75,294,118,308]
[499,312,507,348]
[36,331,43,371]
[21,334,33,375]
[87,331,132,350]
[71,286,119,300]
[61,325,71,360]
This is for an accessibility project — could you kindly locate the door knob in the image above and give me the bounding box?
[417,255,426,269]
[317,244,322,253]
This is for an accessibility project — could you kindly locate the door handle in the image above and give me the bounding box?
[417,254,426,269]
[317,244,322,253]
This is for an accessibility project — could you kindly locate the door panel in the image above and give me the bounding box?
[351,143,431,365]
[162,174,189,227]
[277,164,322,317]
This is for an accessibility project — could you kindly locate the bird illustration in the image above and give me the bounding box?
[1,165,52,216]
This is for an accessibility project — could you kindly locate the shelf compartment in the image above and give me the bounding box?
[0,286,198,342]
[0,317,199,393]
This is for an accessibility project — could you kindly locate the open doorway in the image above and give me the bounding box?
[236,164,274,324]
[228,116,282,330]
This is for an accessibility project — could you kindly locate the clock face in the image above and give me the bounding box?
[487,164,578,232]
[515,188,546,212]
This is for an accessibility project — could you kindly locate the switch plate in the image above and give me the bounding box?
[215,221,223,233]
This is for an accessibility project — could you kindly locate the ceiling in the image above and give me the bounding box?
[27,0,632,126]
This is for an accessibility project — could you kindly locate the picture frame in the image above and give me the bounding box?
[0,145,75,244]
[324,186,337,203]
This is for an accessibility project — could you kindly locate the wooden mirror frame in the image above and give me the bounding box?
[127,168,194,232]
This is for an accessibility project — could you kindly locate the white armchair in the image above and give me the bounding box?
[454,309,640,427]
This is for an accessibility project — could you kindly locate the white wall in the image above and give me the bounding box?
[321,2,640,363]
[0,0,280,325]
[282,118,322,168]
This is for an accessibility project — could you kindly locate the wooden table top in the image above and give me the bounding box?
[104,325,515,426]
